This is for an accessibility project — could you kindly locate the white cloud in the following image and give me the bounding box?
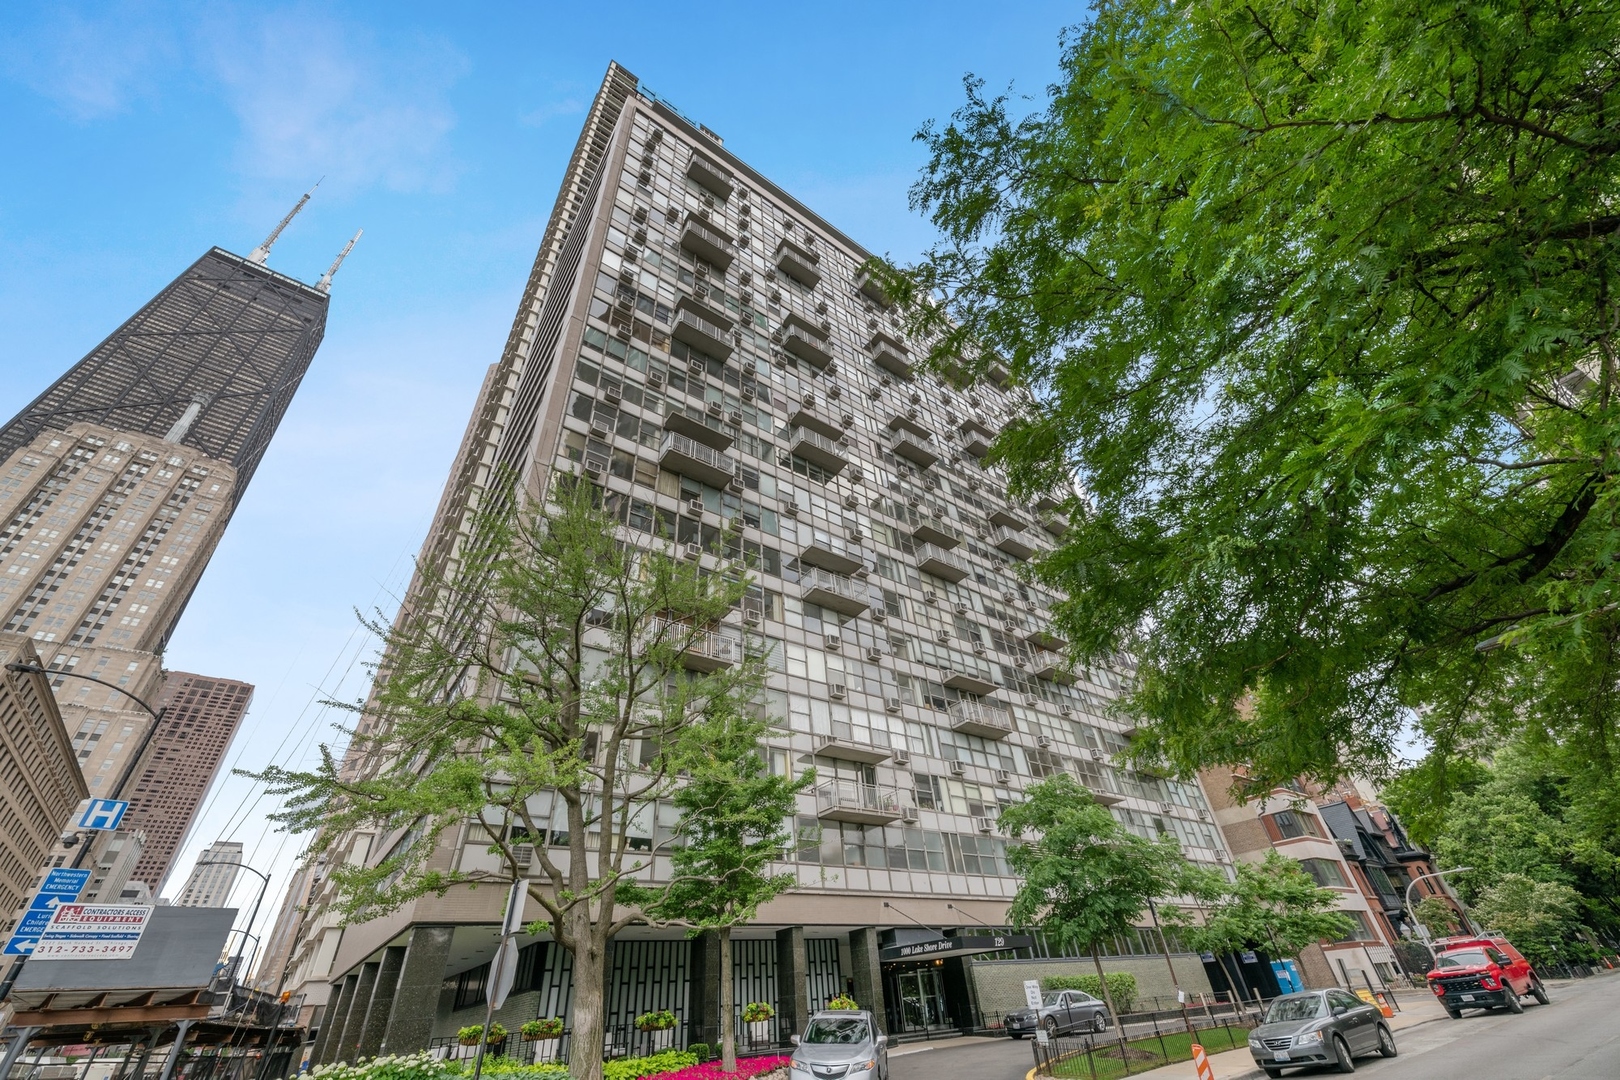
[200,9,468,194]
[0,5,177,120]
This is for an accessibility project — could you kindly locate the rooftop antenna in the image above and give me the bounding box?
[247,179,321,265]
[316,229,363,293]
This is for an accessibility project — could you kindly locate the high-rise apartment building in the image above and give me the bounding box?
[276,64,1238,1059]
[128,672,254,891]
[177,840,245,908]
[0,635,87,935]
[0,211,349,891]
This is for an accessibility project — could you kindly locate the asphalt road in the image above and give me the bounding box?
[888,974,1620,1080]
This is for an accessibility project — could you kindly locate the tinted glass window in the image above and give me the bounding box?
[1437,950,1491,969]
[1264,996,1324,1022]
[803,1018,869,1044]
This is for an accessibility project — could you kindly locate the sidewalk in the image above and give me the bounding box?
[1116,993,1450,1080]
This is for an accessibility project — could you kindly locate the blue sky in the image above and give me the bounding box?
[0,1,1078,936]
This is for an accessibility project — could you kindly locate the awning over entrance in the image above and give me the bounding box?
[878,933,1033,963]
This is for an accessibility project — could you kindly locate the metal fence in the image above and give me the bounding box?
[427,1018,791,1067]
[1030,1010,1259,1079]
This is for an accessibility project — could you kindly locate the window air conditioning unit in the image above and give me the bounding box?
[1035,734,1052,748]
[885,697,903,714]
[741,386,755,401]
[973,645,988,657]
[616,326,632,340]
[684,543,703,561]
[1024,695,1038,707]
[726,479,742,493]
[866,648,883,662]
[590,418,612,437]
[843,494,860,509]
[924,590,938,603]
[1058,706,1073,718]
[1198,809,1212,822]
[976,816,996,834]
[687,498,705,516]
[871,611,887,624]
[604,387,622,405]
[994,769,1011,785]
[824,632,841,651]
[954,603,969,615]
[706,401,724,417]
[936,630,951,643]
[827,384,843,400]
[648,371,665,388]
[690,360,706,376]
[900,806,919,823]
[1158,802,1175,815]
[729,410,743,424]
[743,611,761,626]
[892,748,911,766]
[512,843,534,869]
[829,682,847,700]
[949,760,966,776]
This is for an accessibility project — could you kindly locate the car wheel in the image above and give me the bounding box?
[1008,1032,1024,1040]
[1377,1025,1397,1058]
[1445,1006,1463,1020]
[1264,1070,1284,1079]
[1042,1017,1059,1038]
[1331,1034,1356,1073]
[1092,1013,1107,1034]
[1531,980,1550,1006]
[1504,985,1524,1014]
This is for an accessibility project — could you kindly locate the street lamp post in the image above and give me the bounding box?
[0,661,170,1005]
[1405,867,1476,962]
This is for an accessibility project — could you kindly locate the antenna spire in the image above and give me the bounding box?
[247,179,321,265]
[317,229,363,293]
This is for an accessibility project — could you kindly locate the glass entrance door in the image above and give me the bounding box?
[894,969,951,1032]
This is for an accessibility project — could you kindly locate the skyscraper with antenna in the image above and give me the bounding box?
[0,192,359,893]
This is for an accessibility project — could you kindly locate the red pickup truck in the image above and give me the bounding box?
[1427,935,1550,1018]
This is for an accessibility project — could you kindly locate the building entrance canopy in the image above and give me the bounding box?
[878,934,1033,964]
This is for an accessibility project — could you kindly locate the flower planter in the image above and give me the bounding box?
[640,1027,674,1052]
[527,1036,560,1064]
[748,1020,773,1044]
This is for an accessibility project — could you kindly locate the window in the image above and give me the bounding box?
[1266,809,1324,840]
[1297,858,1347,889]
[1332,910,1375,943]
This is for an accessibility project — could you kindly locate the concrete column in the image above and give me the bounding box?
[848,927,885,1034]
[336,961,380,1062]
[689,930,722,1048]
[775,927,808,1038]
[156,1020,195,1080]
[315,972,359,1065]
[358,945,408,1059]
[380,925,455,1056]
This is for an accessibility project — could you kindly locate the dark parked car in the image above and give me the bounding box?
[1003,989,1110,1038]
[1247,989,1396,1075]
[1427,936,1549,1018]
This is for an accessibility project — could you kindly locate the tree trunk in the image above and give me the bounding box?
[566,927,607,1080]
[720,927,737,1072]
[1090,950,1132,1062]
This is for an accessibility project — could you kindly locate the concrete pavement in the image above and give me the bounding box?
[887,974,1620,1080]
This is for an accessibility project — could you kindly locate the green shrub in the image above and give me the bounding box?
[685,1043,710,1062]
[306,1052,465,1080]
[741,1001,775,1023]
[634,1009,677,1031]
[1040,973,1139,1013]
[602,1050,697,1080]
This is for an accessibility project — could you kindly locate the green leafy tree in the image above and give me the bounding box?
[872,0,1620,796]
[1412,896,1463,940]
[248,481,762,1080]
[1471,873,1585,967]
[1166,853,1354,995]
[1000,774,1186,1053]
[645,704,813,1072]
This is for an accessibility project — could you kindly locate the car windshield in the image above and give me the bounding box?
[1437,950,1491,969]
[1042,992,1067,1007]
[803,1018,869,1044]
[1265,996,1324,1023]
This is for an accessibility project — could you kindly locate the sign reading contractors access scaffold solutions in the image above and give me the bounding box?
[32,904,153,960]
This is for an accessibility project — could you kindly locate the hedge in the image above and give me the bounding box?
[1040,972,1138,1013]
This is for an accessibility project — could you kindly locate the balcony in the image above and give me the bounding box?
[986,357,1011,386]
[775,238,823,287]
[815,780,904,825]
[663,408,734,451]
[916,543,969,582]
[1088,788,1126,807]
[778,317,834,369]
[687,153,735,199]
[680,215,736,271]
[787,426,851,475]
[940,667,998,695]
[856,267,892,307]
[659,431,737,488]
[650,619,739,672]
[799,533,868,575]
[948,699,1014,740]
[1041,511,1070,538]
[787,398,847,440]
[1023,625,1068,652]
[813,731,892,765]
[1032,651,1076,685]
[959,427,992,458]
[800,567,873,616]
[868,332,912,378]
[885,427,939,469]
[672,301,735,360]
[911,517,963,549]
[988,507,1028,530]
[993,526,1037,560]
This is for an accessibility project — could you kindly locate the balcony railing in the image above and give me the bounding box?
[868,332,912,378]
[812,730,892,765]
[911,518,963,549]
[680,216,736,271]
[800,567,872,616]
[815,780,904,825]
[648,619,739,672]
[779,321,833,368]
[775,238,823,288]
[659,432,736,488]
[989,507,1029,530]
[1023,625,1068,652]
[939,666,998,695]
[687,154,735,199]
[992,525,1036,560]
[787,426,850,474]
[788,397,847,440]
[886,428,939,469]
[799,533,868,575]
[856,267,892,307]
[1041,511,1070,538]
[672,304,734,360]
[1032,650,1076,685]
[916,543,969,582]
[948,699,1014,740]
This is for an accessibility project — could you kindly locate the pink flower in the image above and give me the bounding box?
[659,1056,791,1080]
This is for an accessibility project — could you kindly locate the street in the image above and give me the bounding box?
[888,975,1620,1080]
